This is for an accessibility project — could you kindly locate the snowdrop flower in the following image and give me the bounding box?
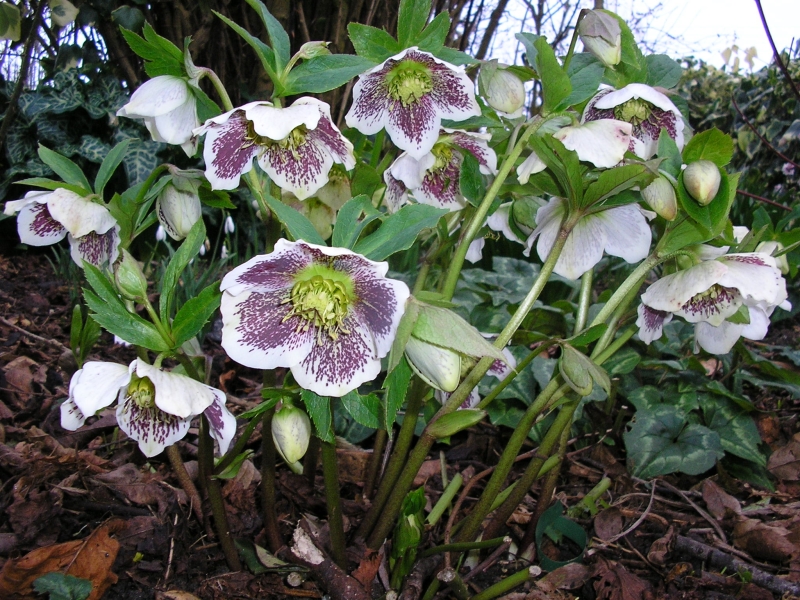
[583,83,684,159]
[346,48,480,159]
[194,97,354,200]
[155,225,167,243]
[636,250,790,354]
[224,215,235,234]
[4,189,120,268]
[220,239,410,396]
[61,359,235,457]
[388,129,497,211]
[117,75,199,156]
[517,119,632,184]
[524,197,653,280]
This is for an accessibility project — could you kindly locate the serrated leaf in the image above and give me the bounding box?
[284,54,375,95]
[33,572,92,600]
[682,128,734,167]
[657,216,711,255]
[341,391,382,429]
[37,145,91,191]
[417,11,449,53]
[563,54,604,107]
[348,23,401,63]
[397,0,431,47]
[533,36,571,114]
[677,167,732,234]
[332,194,381,249]
[301,389,334,443]
[172,282,222,347]
[582,163,650,207]
[159,219,206,323]
[214,11,279,85]
[94,138,132,197]
[353,204,447,261]
[657,127,683,177]
[260,191,326,245]
[515,32,540,68]
[527,134,583,207]
[246,0,291,71]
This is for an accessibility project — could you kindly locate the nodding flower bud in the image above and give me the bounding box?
[271,404,311,474]
[683,160,721,206]
[296,41,331,60]
[114,249,148,301]
[578,10,622,67]
[404,336,461,392]
[484,68,526,117]
[641,176,677,221]
[157,180,202,241]
[757,241,790,275]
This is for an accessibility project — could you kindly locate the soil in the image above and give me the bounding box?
[1,248,799,600]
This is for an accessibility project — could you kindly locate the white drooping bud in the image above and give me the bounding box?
[157,180,202,240]
[683,160,721,206]
[578,10,622,67]
[271,404,312,474]
[484,68,526,117]
[641,176,677,221]
[404,336,462,392]
[224,215,235,234]
[155,225,167,242]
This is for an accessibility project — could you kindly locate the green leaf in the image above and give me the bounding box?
[677,168,733,235]
[15,177,90,196]
[411,301,506,362]
[624,405,724,478]
[111,5,145,32]
[384,356,413,432]
[534,502,587,571]
[682,128,734,167]
[260,191,326,246]
[563,55,604,107]
[33,573,92,600]
[83,264,170,351]
[397,0,431,47]
[657,216,712,255]
[434,47,478,66]
[120,24,184,78]
[301,390,334,443]
[459,151,485,206]
[284,54,375,95]
[605,13,646,87]
[246,0,291,71]
[172,282,222,347]
[427,409,486,438]
[159,219,206,323]
[351,163,382,198]
[526,135,583,207]
[514,33,539,68]
[214,12,279,85]
[603,347,640,375]
[37,145,91,192]
[416,12,450,53]
[645,54,682,89]
[199,186,237,209]
[341,391,382,429]
[332,195,381,249]
[657,128,683,177]
[568,324,607,348]
[214,449,255,479]
[0,2,21,42]
[354,204,447,261]
[582,163,650,207]
[534,37,571,113]
[702,396,765,466]
[94,139,132,197]
[348,23,401,63]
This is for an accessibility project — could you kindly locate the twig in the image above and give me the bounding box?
[754,0,800,104]
[0,316,69,351]
[461,538,512,583]
[736,189,792,211]
[653,479,726,542]
[399,555,442,600]
[605,481,656,544]
[164,513,178,582]
[731,96,800,171]
[675,534,800,596]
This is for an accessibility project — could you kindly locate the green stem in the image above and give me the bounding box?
[213,414,259,475]
[321,438,347,568]
[201,68,234,112]
[574,269,594,335]
[477,341,556,409]
[412,261,431,295]
[562,9,589,72]
[426,472,463,526]
[420,536,507,558]
[471,566,536,600]
[142,298,176,347]
[440,119,543,300]
[588,254,661,329]
[260,408,283,553]
[362,428,387,500]
[132,164,169,208]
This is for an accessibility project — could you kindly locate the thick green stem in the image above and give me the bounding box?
[166,444,204,523]
[471,566,536,600]
[574,269,594,335]
[420,536,507,558]
[588,254,661,329]
[362,428,387,500]
[260,408,283,553]
[478,341,556,409]
[202,68,234,112]
[200,416,241,571]
[214,415,259,475]
[562,9,589,72]
[321,439,347,568]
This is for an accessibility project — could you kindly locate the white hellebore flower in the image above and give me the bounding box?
[346,47,481,160]
[4,188,120,268]
[220,239,410,397]
[583,83,685,160]
[636,250,790,354]
[524,197,654,280]
[194,97,355,200]
[117,75,199,156]
[60,359,236,457]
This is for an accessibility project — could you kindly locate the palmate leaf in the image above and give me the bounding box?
[353,204,447,261]
[283,54,376,95]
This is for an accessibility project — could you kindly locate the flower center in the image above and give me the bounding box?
[431,143,454,171]
[282,265,355,342]
[245,121,309,152]
[127,376,156,409]
[682,284,737,319]
[614,98,652,125]
[386,61,434,106]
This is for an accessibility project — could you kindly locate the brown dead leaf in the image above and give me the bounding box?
[412,460,440,486]
[732,516,796,562]
[756,414,780,445]
[594,507,624,541]
[768,435,800,481]
[157,592,202,600]
[592,557,651,600]
[702,479,741,520]
[351,548,381,590]
[536,563,591,592]
[337,448,370,485]
[0,519,123,600]
[95,464,173,514]
[7,478,63,545]
[3,356,37,395]
[647,526,675,566]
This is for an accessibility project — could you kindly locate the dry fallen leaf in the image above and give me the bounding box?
[647,526,675,566]
[0,519,124,600]
[732,516,796,562]
[594,507,625,541]
[535,562,591,592]
[702,480,741,520]
[592,557,651,600]
[768,435,800,481]
[351,548,381,590]
[156,591,202,600]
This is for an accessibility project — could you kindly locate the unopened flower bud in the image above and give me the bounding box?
[484,68,525,117]
[579,10,621,67]
[641,176,677,220]
[155,225,167,242]
[224,215,235,234]
[404,336,461,392]
[296,41,331,60]
[683,160,721,206]
[114,249,148,301]
[272,404,311,474]
[157,181,202,240]
[757,241,790,275]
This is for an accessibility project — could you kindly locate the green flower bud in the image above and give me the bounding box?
[485,68,525,116]
[296,41,331,60]
[157,180,202,240]
[757,241,790,275]
[426,409,486,439]
[404,336,461,392]
[271,404,311,474]
[578,10,621,67]
[683,160,721,206]
[641,176,677,220]
[114,249,148,301]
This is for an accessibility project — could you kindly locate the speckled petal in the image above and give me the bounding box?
[717,254,786,305]
[221,239,312,296]
[70,361,132,418]
[201,111,258,190]
[447,130,498,174]
[60,397,87,431]
[676,286,741,326]
[383,170,409,213]
[636,304,672,344]
[204,389,237,455]
[47,189,116,238]
[68,225,120,268]
[412,153,465,211]
[15,197,67,246]
[116,394,192,457]
[641,261,728,313]
[135,359,216,419]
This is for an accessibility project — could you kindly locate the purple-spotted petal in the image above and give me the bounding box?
[14,195,67,246]
[446,129,497,174]
[221,238,313,295]
[135,359,216,419]
[641,261,728,313]
[200,110,258,190]
[636,304,672,344]
[70,361,132,418]
[488,347,516,379]
[717,253,787,306]
[412,153,465,211]
[116,393,192,457]
[60,397,87,431]
[383,170,409,213]
[435,389,481,410]
[68,225,120,268]
[676,286,742,326]
[204,389,237,455]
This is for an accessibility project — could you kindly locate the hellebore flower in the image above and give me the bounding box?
[272,403,312,474]
[220,239,410,397]
[524,197,653,280]
[583,83,685,159]
[346,48,481,160]
[387,129,497,211]
[484,67,526,117]
[60,359,235,457]
[517,119,633,183]
[4,188,120,268]
[578,9,622,67]
[156,179,202,241]
[195,97,355,200]
[636,251,790,354]
[117,75,199,156]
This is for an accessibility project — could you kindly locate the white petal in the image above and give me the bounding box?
[717,254,786,306]
[635,304,672,344]
[204,389,237,455]
[552,210,607,280]
[116,397,192,457]
[390,152,436,189]
[4,190,48,215]
[466,237,485,263]
[68,226,121,268]
[596,204,652,264]
[641,261,728,313]
[47,189,116,237]
[15,199,67,246]
[118,76,190,118]
[245,101,322,140]
[60,397,87,431]
[554,119,632,168]
[487,203,525,244]
[70,361,132,417]
[741,304,770,341]
[516,152,546,184]
[135,359,216,419]
[152,94,198,145]
[523,196,565,258]
[694,320,744,354]
[593,83,681,115]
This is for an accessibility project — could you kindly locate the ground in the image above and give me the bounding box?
[1,249,799,600]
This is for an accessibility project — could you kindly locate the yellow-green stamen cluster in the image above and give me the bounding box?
[615,98,652,125]
[431,143,454,171]
[386,61,434,106]
[282,266,355,343]
[128,376,156,410]
[244,121,309,155]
